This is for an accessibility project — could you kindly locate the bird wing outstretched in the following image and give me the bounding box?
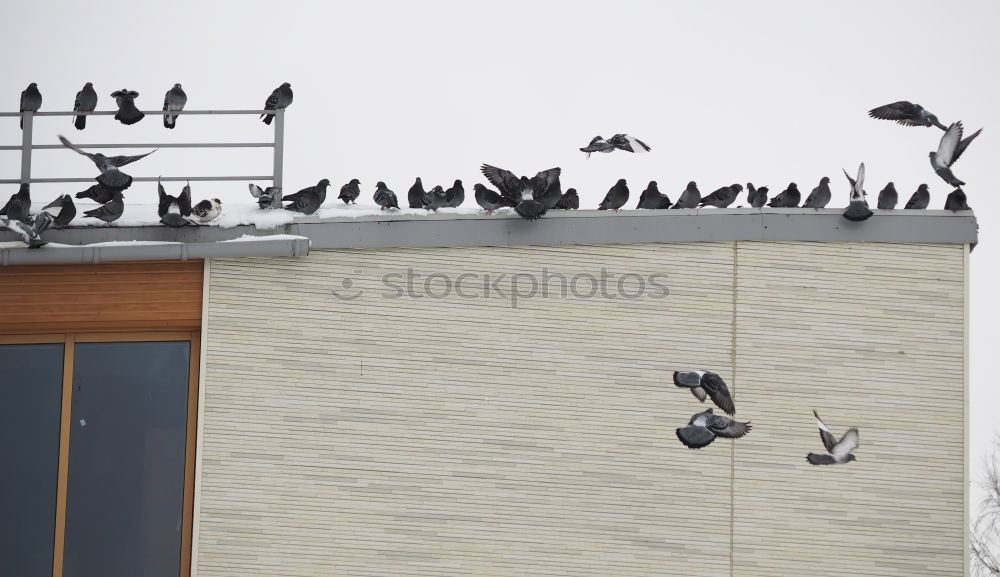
[831,428,860,461]
[700,372,735,415]
[58,135,98,163]
[529,168,561,198]
[952,128,983,165]
[481,164,522,203]
[610,134,651,153]
[813,410,839,453]
[179,182,193,216]
[936,122,964,166]
[106,149,157,168]
[868,101,922,125]
[707,415,751,439]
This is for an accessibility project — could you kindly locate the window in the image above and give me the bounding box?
[0,332,200,577]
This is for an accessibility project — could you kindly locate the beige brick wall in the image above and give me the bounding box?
[194,241,966,576]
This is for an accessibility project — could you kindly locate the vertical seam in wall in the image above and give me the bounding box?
[730,241,737,577]
[963,243,970,577]
[190,258,211,577]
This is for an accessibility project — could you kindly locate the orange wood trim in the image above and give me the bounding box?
[51,334,74,577]
[180,330,200,577]
[0,322,200,334]
[0,333,65,344]
[72,331,198,343]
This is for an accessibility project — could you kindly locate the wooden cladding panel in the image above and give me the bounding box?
[0,261,203,332]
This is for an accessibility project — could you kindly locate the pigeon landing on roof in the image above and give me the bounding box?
[1,215,47,248]
[598,179,629,211]
[445,180,465,208]
[480,164,561,221]
[746,183,768,208]
[474,184,516,214]
[802,177,831,209]
[806,410,858,465]
[944,188,971,211]
[842,163,873,222]
[868,101,947,130]
[0,183,31,221]
[58,135,156,190]
[374,181,399,210]
[407,177,425,209]
[19,83,42,129]
[930,121,982,188]
[673,371,736,415]
[676,409,751,449]
[111,89,144,125]
[339,179,361,204]
[162,83,187,129]
[554,188,579,210]
[248,183,282,209]
[700,184,743,208]
[40,194,76,227]
[261,82,293,125]
[877,182,898,209]
[768,183,800,208]
[73,82,97,130]
[671,181,701,209]
[637,181,672,209]
[579,134,651,158]
[284,179,331,215]
[83,190,125,226]
[157,178,193,218]
[904,184,930,209]
[190,198,222,223]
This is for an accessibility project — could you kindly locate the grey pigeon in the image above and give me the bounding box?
[407,177,425,209]
[700,184,743,208]
[598,179,629,211]
[580,134,651,157]
[19,83,42,129]
[673,371,735,415]
[374,181,399,210]
[671,181,701,209]
[0,215,47,248]
[162,83,187,129]
[806,410,858,465]
[0,183,31,221]
[637,181,672,209]
[944,188,971,211]
[746,183,768,208]
[158,178,193,218]
[877,182,898,209]
[75,183,119,204]
[930,121,982,187]
[190,198,222,223]
[537,176,563,210]
[842,163,873,222]
[73,82,98,130]
[83,190,125,226]
[676,409,751,449]
[904,184,930,209]
[249,183,282,209]
[868,101,947,130]
[59,135,156,190]
[111,89,144,125]
[40,194,76,227]
[421,185,449,211]
[261,82,293,125]
[338,179,361,204]
[768,183,800,208]
[554,188,579,210]
[445,179,465,208]
[480,164,561,221]
[284,179,331,214]
[474,183,516,214]
[802,177,831,208]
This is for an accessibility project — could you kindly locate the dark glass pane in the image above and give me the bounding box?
[0,343,63,577]
[63,341,190,577]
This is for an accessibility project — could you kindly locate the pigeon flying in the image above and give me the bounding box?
[374,181,400,210]
[261,82,293,125]
[73,82,97,130]
[904,184,930,209]
[445,179,465,208]
[58,135,156,190]
[190,198,222,223]
[284,179,331,215]
[944,188,971,211]
[480,164,561,221]
[877,182,898,210]
[580,134,651,157]
[747,183,768,208]
[249,183,282,209]
[700,184,743,208]
[40,194,76,227]
[162,83,187,129]
[339,179,361,204]
[19,83,42,129]
[554,188,579,210]
[673,371,736,415]
[0,183,31,221]
[930,121,982,187]
[637,181,672,209]
[111,89,144,125]
[676,409,751,449]
[806,410,858,465]
[868,101,947,130]
[671,181,701,209]
[407,177,425,209]
[842,162,873,222]
[598,179,629,211]
[75,183,119,204]
[802,177,831,209]
[474,183,515,214]
[83,190,125,226]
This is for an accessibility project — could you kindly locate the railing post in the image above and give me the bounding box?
[20,111,32,185]
[273,108,284,192]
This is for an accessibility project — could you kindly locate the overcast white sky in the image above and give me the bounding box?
[2,0,998,505]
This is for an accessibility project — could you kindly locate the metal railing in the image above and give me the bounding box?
[0,108,285,188]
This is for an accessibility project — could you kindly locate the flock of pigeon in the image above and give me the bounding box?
[672,370,858,465]
[0,87,982,246]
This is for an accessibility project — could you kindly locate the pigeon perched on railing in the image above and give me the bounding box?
[944,188,971,211]
[868,101,947,130]
[554,188,579,210]
[374,181,399,210]
[0,183,31,222]
[83,190,125,226]
[700,184,743,208]
[162,83,187,129]
[676,409,751,449]
[806,410,858,465]
[445,179,465,208]
[746,183,768,208]
[111,89,144,125]
[480,164,561,221]
[249,183,282,209]
[75,183,119,204]
[19,83,42,129]
[284,179,331,215]
[671,181,701,209]
[841,163,873,222]
[673,371,736,415]
[73,82,97,130]
[598,179,629,211]
[421,185,449,212]
[474,184,515,214]
[40,194,76,227]
[802,177,831,209]
[877,182,898,209]
[904,184,930,209]
[190,198,222,223]
[579,134,651,157]
[767,183,800,208]
[407,177,425,209]
[261,82,293,125]
[157,178,192,218]
[636,181,671,209]
[339,179,361,204]
[58,135,156,190]
[1,215,47,248]
[930,121,982,188]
